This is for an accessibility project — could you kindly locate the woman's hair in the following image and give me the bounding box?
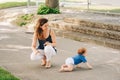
[35,18,48,39]
[77,47,86,55]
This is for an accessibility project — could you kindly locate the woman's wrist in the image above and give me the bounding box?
[50,43,52,46]
[47,42,52,46]
[33,49,37,53]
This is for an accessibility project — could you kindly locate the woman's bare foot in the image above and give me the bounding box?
[41,63,46,66]
[45,61,51,68]
[41,56,46,66]
[41,59,46,66]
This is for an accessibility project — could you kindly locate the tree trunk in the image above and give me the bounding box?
[45,0,59,9]
[27,0,30,7]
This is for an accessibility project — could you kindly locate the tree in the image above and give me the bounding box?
[27,0,30,7]
[45,0,59,9]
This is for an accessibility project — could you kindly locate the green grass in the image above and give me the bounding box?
[109,9,120,13]
[62,6,120,13]
[91,8,120,13]
[90,8,120,13]
[0,67,20,80]
[0,2,35,9]
[13,14,34,26]
[60,0,86,2]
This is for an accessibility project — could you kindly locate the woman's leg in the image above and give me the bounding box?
[41,55,46,66]
[44,45,56,68]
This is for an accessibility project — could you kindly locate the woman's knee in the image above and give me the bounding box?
[30,53,36,60]
[30,52,42,60]
[44,45,52,52]
[30,55,35,60]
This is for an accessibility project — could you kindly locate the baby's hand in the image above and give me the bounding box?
[88,66,93,70]
[86,62,93,70]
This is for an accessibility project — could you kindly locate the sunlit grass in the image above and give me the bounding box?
[0,67,20,80]
[60,0,87,2]
[88,6,120,13]
[0,2,35,9]
[62,6,120,13]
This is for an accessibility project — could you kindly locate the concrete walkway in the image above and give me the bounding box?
[0,23,120,80]
[0,6,120,80]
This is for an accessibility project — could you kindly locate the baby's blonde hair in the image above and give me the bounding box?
[77,47,86,55]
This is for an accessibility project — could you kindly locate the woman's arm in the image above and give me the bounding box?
[31,33,38,54]
[50,30,56,46]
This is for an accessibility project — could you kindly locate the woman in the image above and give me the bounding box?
[30,18,57,68]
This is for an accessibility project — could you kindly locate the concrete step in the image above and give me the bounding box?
[50,21,120,41]
[52,28,120,49]
[64,18,120,32]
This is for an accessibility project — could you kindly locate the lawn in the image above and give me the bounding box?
[91,8,120,13]
[89,6,120,13]
[63,5,120,13]
[68,0,85,1]
[0,2,35,9]
[0,67,20,80]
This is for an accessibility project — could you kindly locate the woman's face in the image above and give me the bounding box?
[41,22,48,30]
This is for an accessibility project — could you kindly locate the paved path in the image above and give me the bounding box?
[0,23,120,80]
[0,6,120,80]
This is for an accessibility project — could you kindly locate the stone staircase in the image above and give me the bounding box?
[49,17,120,49]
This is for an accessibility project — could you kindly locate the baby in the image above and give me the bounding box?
[59,47,92,72]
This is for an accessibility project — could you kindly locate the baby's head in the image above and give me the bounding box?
[77,47,87,56]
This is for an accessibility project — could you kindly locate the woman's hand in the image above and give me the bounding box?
[34,50,40,55]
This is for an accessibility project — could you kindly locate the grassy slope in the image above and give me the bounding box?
[0,67,20,80]
[0,2,35,9]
